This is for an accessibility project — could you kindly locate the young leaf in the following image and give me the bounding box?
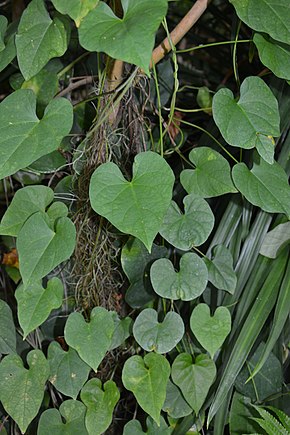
[254,33,290,81]
[51,0,99,27]
[162,379,193,419]
[15,0,68,80]
[109,312,132,351]
[180,147,237,197]
[64,307,115,371]
[260,222,290,259]
[79,0,168,74]
[0,350,49,434]
[123,416,172,435]
[17,211,76,287]
[0,89,73,179]
[190,304,231,358]
[171,353,216,416]
[89,151,174,252]
[80,379,120,435]
[37,400,88,435]
[48,342,91,400]
[213,76,280,164]
[204,245,237,293]
[133,308,184,354]
[16,277,63,338]
[122,353,170,425]
[0,185,53,236]
[0,299,16,354]
[159,195,214,250]
[232,156,290,218]
[150,253,208,301]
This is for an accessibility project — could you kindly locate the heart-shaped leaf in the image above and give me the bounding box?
[171,353,216,415]
[64,307,115,371]
[79,0,168,74]
[122,353,170,425]
[0,89,73,179]
[0,350,49,434]
[0,185,53,236]
[51,0,99,27]
[89,151,174,252]
[229,0,290,45]
[123,416,172,435]
[150,253,208,301]
[0,300,16,354]
[37,400,88,435]
[15,277,63,338]
[190,304,231,358]
[48,342,91,400]
[109,312,132,350]
[213,76,280,164]
[17,211,76,287]
[232,156,290,218]
[260,222,290,259]
[133,308,184,354]
[162,379,193,419]
[204,245,237,293]
[254,33,290,81]
[15,0,69,80]
[180,147,237,198]
[121,237,168,308]
[159,195,214,250]
[80,379,120,435]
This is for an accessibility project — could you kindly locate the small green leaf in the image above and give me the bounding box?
[180,147,237,197]
[0,19,16,72]
[229,392,259,435]
[133,308,184,354]
[171,353,216,416]
[89,151,174,252]
[64,307,115,371]
[260,222,290,259]
[51,0,99,27]
[232,156,290,218]
[123,416,172,435]
[122,353,170,425]
[162,379,193,419]
[80,379,120,435]
[150,253,208,301]
[21,68,59,112]
[48,341,91,399]
[79,0,168,74]
[0,299,16,354]
[254,33,290,81]
[17,212,76,287]
[159,195,214,250]
[16,277,63,338]
[0,16,7,51]
[0,350,49,434]
[204,245,237,293]
[213,76,280,164]
[0,185,53,236]
[190,304,231,358]
[0,89,73,179]
[37,400,88,435]
[46,201,68,224]
[109,312,132,350]
[15,0,69,80]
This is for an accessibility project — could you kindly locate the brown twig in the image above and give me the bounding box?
[57,76,95,98]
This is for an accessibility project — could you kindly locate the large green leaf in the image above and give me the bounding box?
[213,76,280,164]
[232,156,290,218]
[254,33,290,81]
[123,416,172,435]
[0,350,49,434]
[150,253,208,301]
[121,238,168,308]
[0,89,73,179]
[190,304,231,358]
[15,278,63,338]
[15,0,68,80]
[159,195,214,250]
[171,353,216,415]
[260,222,290,259]
[180,147,237,198]
[204,245,237,293]
[229,0,290,45]
[17,211,76,287]
[0,299,16,354]
[122,353,170,425]
[64,307,115,371]
[48,342,91,399]
[79,0,168,74]
[89,152,174,252]
[51,0,99,27]
[37,400,88,435]
[162,379,193,419]
[0,185,53,236]
[133,308,184,354]
[80,379,120,435]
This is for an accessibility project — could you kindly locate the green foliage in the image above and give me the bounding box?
[254,33,290,81]
[260,222,290,258]
[123,416,172,435]
[51,0,99,27]
[162,380,193,418]
[204,245,237,293]
[0,300,16,354]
